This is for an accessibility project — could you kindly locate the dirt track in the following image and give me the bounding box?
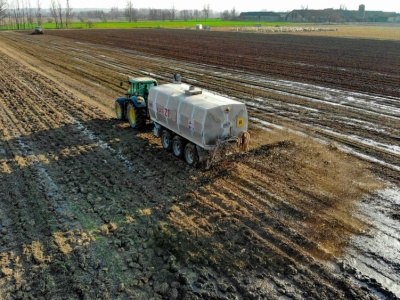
[0,29,399,299]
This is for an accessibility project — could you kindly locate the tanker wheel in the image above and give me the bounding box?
[184,143,199,166]
[126,102,145,129]
[115,100,125,120]
[161,130,172,151]
[172,136,185,158]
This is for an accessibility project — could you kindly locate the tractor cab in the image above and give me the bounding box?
[126,77,157,100]
[115,76,158,128]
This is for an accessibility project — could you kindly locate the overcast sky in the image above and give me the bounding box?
[64,0,400,13]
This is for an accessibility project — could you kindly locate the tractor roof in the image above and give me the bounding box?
[128,77,157,84]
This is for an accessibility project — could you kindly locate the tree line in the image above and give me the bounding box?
[77,3,214,23]
[0,0,239,29]
[0,0,73,29]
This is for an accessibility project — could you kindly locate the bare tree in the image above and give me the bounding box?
[7,10,13,28]
[57,0,63,28]
[169,4,175,21]
[202,4,210,21]
[101,10,108,22]
[180,10,190,21]
[22,0,31,28]
[35,0,43,25]
[109,6,119,21]
[65,0,72,27]
[161,9,168,21]
[19,0,27,28]
[230,7,237,20]
[0,0,8,23]
[220,7,236,21]
[221,10,229,20]
[339,4,347,10]
[125,0,135,22]
[148,8,160,20]
[10,0,22,29]
[193,9,200,21]
[77,12,84,22]
[18,0,25,28]
[26,0,34,28]
[49,0,59,28]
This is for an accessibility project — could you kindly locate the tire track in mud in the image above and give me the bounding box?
[163,158,381,299]
[1,31,399,299]
[0,53,96,297]
[0,49,125,297]
[42,28,400,98]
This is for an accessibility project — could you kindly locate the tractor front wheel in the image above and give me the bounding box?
[126,102,145,129]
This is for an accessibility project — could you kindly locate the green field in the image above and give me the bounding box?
[1,19,293,30]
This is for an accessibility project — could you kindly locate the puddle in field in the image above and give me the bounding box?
[346,187,400,298]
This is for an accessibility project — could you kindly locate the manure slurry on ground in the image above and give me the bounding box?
[0,30,399,299]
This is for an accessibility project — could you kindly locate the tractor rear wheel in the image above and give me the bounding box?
[126,102,145,129]
[161,130,172,151]
[184,143,199,166]
[115,100,125,120]
[172,136,185,158]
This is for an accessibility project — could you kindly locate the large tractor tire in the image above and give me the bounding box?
[184,143,199,166]
[161,130,172,151]
[115,100,125,120]
[172,136,185,158]
[126,102,146,129]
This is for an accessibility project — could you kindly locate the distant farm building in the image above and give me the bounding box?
[239,12,282,22]
[286,9,340,23]
[286,5,399,23]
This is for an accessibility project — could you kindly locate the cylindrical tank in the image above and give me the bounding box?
[148,82,248,150]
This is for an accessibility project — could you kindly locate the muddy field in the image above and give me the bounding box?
[0,28,399,299]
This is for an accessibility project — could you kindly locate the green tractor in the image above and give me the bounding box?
[115,77,158,129]
[31,26,43,35]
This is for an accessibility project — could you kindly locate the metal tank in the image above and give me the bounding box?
[148,79,249,167]
[148,82,248,149]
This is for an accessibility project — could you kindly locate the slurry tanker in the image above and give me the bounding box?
[115,74,250,168]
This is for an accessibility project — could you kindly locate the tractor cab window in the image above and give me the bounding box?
[128,82,139,95]
[147,82,157,88]
[138,82,156,97]
[138,83,145,94]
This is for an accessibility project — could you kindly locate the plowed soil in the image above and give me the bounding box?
[0,28,399,299]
